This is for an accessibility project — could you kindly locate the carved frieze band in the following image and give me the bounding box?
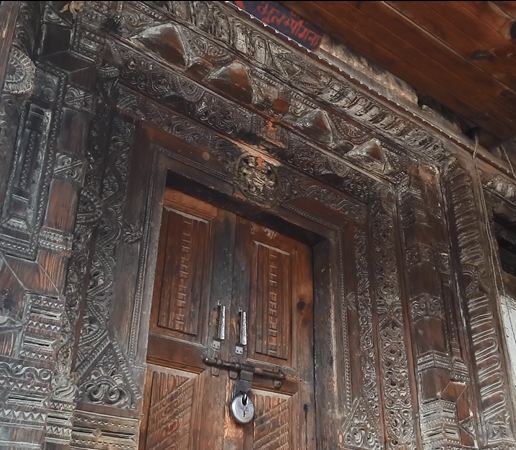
[91,1,449,164]
[117,82,368,223]
[108,37,375,205]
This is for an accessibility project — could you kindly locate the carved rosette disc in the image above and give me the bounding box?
[235,154,279,205]
[4,47,35,95]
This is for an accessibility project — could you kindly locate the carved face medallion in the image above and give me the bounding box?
[235,154,278,205]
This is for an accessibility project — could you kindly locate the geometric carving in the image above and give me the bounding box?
[38,228,74,253]
[0,360,52,436]
[294,109,334,145]
[20,293,64,362]
[71,409,139,449]
[420,400,461,446]
[207,61,253,104]
[346,139,393,175]
[135,24,189,68]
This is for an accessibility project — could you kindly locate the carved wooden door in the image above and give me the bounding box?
[140,189,315,449]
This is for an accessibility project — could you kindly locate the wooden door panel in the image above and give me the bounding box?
[141,365,229,450]
[150,190,217,345]
[143,367,196,450]
[156,210,210,337]
[233,219,316,449]
[251,242,292,364]
[249,390,298,450]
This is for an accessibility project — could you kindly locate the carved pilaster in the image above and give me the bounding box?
[399,164,479,448]
[370,192,418,449]
[445,160,516,448]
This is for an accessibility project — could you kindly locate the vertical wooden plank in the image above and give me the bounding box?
[0,2,19,92]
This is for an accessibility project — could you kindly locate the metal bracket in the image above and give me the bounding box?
[234,368,254,396]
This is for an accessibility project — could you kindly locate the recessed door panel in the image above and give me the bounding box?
[251,242,292,363]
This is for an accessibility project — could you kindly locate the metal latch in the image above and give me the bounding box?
[202,356,285,386]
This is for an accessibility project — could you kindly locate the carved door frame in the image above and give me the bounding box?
[76,111,418,449]
[1,1,516,449]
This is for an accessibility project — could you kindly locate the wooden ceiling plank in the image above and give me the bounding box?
[335,3,514,115]
[283,1,516,139]
[427,1,515,38]
[388,1,515,53]
[287,2,514,138]
[386,1,516,95]
[325,2,516,126]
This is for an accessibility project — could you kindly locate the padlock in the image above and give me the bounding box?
[230,392,255,424]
